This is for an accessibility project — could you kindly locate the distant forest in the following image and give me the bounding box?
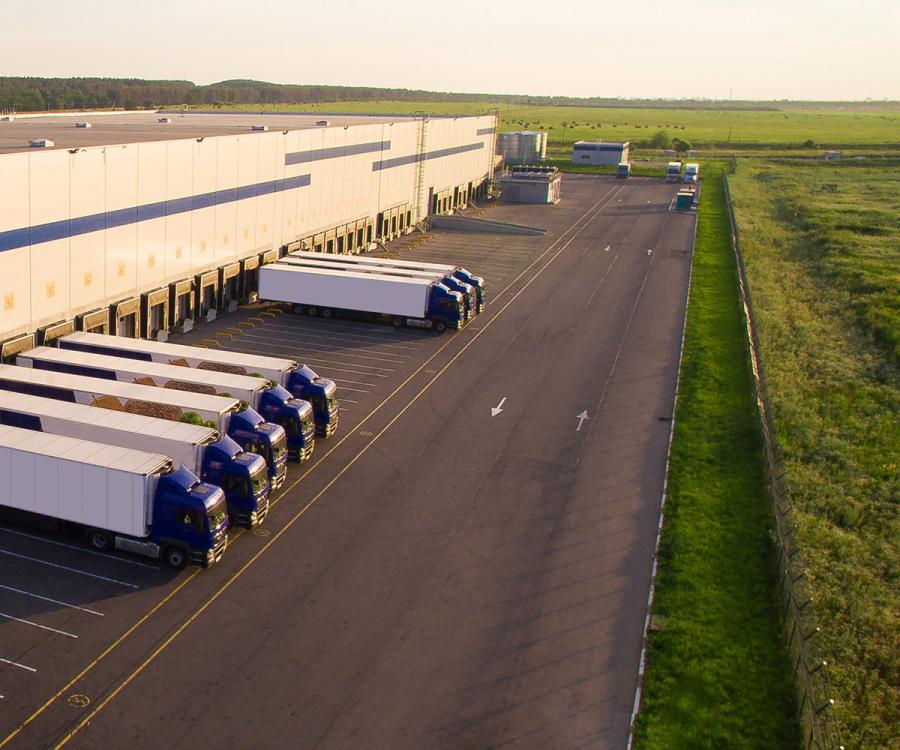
[0,77,890,113]
[0,77,773,112]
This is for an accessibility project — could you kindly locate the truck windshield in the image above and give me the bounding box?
[271,437,287,463]
[250,467,268,497]
[207,500,228,532]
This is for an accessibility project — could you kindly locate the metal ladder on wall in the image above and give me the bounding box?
[413,115,429,229]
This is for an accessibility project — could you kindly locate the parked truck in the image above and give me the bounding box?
[0,391,270,528]
[0,425,228,569]
[277,256,478,322]
[616,162,631,178]
[259,263,464,333]
[56,331,335,442]
[665,161,683,183]
[17,347,300,473]
[683,163,699,184]
[288,251,486,313]
[0,365,287,490]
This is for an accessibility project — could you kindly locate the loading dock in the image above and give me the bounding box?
[39,319,75,346]
[195,270,219,322]
[112,297,140,337]
[170,278,195,332]
[241,256,260,302]
[141,287,169,341]
[0,333,35,363]
[220,262,241,312]
[78,307,110,335]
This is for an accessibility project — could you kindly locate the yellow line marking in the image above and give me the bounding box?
[5,185,621,749]
[199,339,219,348]
[49,185,623,748]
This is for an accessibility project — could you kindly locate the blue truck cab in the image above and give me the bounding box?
[452,269,485,313]
[285,365,339,438]
[154,465,229,568]
[199,436,270,528]
[439,276,477,321]
[226,408,287,489]
[428,285,465,332]
[256,384,314,460]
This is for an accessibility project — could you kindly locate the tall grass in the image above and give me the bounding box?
[729,164,899,748]
[632,170,799,749]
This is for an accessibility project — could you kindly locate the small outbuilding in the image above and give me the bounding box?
[572,140,630,166]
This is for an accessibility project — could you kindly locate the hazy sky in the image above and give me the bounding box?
[4,0,899,100]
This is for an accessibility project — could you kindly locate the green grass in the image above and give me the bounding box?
[729,163,900,748]
[632,169,799,749]
[200,100,900,150]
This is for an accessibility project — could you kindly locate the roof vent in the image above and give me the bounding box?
[158,117,172,124]
[75,121,92,128]
[251,124,269,131]
[29,139,54,148]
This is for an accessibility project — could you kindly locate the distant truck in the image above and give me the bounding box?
[288,251,487,313]
[0,390,270,528]
[616,162,631,178]
[665,161,683,183]
[259,263,464,333]
[277,256,479,322]
[0,365,287,491]
[683,163,699,183]
[17,347,298,475]
[0,425,228,569]
[56,331,336,443]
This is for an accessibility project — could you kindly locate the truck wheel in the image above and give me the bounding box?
[163,545,189,570]
[434,321,448,334]
[293,305,304,315]
[321,308,333,319]
[307,307,318,317]
[87,529,111,552]
[392,317,403,328]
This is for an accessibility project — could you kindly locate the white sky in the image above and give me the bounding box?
[4,0,899,100]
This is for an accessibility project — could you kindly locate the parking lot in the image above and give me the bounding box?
[0,174,696,749]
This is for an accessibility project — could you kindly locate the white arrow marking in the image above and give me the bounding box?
[604,244,611,252]
[576,410,589,431]
[647,249,653,255]
[491,397,507,417]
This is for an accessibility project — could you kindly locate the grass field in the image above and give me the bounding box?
[729,163,900,748]
[203,100,900,151]
[631,169,799,749]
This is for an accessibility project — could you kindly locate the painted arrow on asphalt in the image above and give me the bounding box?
[491,397,507,417]
[576,410,589,431]
[604,245,611,252]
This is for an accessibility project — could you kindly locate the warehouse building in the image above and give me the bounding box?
[0,111,496,356]
[571,140,630,166]
[496,131,547,165]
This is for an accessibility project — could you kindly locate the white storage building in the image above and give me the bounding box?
[571,140,630,166]
[0,111,496,356]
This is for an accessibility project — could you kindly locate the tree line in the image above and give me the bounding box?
[0,77,793,113]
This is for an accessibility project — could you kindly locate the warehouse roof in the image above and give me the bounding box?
[0,110,449,155]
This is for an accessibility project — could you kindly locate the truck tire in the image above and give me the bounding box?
[392,317,403,328]
[293,305,304,315]
[163,545,189,570]
[307,307,318,317]
[321,308,333,319]
[434,320,447,334]
[87,529,111,553]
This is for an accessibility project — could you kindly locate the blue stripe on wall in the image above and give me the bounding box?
[476,127,495,135]
[0,173,311,253]
[372,142,484,172]
[285,140,390,166]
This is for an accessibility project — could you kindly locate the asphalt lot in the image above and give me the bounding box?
[0,175,696,749]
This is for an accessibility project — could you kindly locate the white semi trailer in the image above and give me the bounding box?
[259,263,464,333]
[0,425,228,569]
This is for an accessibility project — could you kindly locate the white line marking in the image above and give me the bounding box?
[330,385,369,394]
[0,657,36,673]
[0,528,156,569]
[0,550,139,589]
[0,611,78,638]
[0,585,103,616]
[491,397,507,417]
[576,410,589,432]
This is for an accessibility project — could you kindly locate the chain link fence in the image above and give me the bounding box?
[722,169,843,750]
